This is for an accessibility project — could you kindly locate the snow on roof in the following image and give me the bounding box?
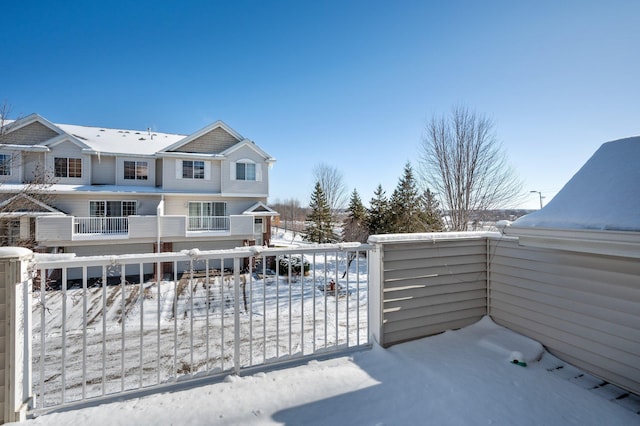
[513,136,640,232]
[55,123,186,156]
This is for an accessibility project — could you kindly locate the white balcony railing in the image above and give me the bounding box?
[26,244,371,413]
[74,217,129,234]
[188,215,229,231]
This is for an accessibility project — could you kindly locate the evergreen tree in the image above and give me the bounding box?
[342,189,368,243]
[420,188,445,232]
[304,182,337,243]
[367,184,391,235]
[388,162,425,233]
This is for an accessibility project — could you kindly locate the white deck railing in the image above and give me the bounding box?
[74,217,129,234]
[188,216,230,231]
[28,244,371,413]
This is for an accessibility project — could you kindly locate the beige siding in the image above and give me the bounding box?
[221,146,269,195]
[378,238,488,347]
[163,196,261,216]
[91,156,116,184]
[155,158,162,187]
[229,215,253,236]
[489,237,640,395]
[128,216,159,239]
[0,121,58,145]
[36,216,73,242]
[0,151,45,185]
[52,193,161,217]
[161,158,222,192]
[67,243,154,257]
[115,156,155,187]
[47,141,92,185]
[0,259,5,423]
[173,128,239,153]
[160,216,186,237]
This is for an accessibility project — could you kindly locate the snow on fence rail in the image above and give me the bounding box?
[29,244,372,413]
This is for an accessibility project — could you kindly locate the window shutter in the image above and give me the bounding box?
[256,163,262,181]
[204,161,211,180]
[230,162,236,180]
[175,159,182,179]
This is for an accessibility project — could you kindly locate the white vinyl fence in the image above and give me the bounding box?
[28,244,371,414]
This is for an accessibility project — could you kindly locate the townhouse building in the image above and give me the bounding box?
[0,114,278,260]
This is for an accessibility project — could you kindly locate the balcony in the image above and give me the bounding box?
[36,214,256,243]
[2,230,639,423]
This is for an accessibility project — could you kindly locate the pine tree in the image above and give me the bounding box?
[342,189,368,243]
[304,182,337,243]
[367,184,391,235]
[388,163,424,233]
[420,188,444,232]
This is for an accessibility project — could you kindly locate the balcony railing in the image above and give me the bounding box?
[188,215,229,231]
[25,244,371,413]
[74,217,129,234]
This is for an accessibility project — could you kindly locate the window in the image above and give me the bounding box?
[188,201,227,230]
[236,162,256,181]
[124,161,148,180]
[182,160,205,179]
[90,201,137,217]
[188,201,226,217]
[0,154,10,176]
[55,157,82,178]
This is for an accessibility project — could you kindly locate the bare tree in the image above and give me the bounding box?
[419,106,523,231]
[312,163,348,221]
[269,197,305,241]
[0,101,15,135]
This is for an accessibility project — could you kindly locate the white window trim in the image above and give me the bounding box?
[176,159,211,180]
[0,153,12,176]
[89,200,138,217]
[54,156,83,178]
[231,159,262,182]
[123,160,149,180]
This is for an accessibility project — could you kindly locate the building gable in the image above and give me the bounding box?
[0,121,60,146]
[0,193,64,214]
[172,127,240,154]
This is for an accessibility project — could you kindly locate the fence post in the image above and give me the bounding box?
[366,240,384,347]
[0,247,33,423]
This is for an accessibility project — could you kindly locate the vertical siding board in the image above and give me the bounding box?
[489,238,640,395]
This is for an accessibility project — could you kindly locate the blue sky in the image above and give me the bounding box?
[2,1,639,209]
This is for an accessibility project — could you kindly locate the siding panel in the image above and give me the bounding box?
[378,238,488,347]
[0,121,58,145]
[489,238,640,395]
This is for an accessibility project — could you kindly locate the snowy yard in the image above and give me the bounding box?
[19,317,640,425]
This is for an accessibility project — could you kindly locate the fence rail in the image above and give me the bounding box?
[28,244,371,413]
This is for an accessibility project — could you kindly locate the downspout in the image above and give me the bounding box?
[486,236,491,317]
[157,195,164,255]
[156,195,164,282]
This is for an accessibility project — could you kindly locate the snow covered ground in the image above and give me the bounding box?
[18,317,639,425]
